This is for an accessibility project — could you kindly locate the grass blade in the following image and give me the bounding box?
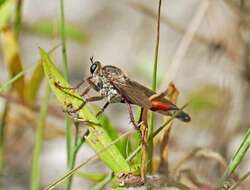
[1,27,25,99]
[30,84,50,190]
[216,128,250,189]
[0,0,14,31]
[59,0,71,173]
[14,0,22,39]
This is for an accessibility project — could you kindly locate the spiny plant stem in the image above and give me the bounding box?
[60,0,71,173]
[30,84,50,190]
[148,0,162,173]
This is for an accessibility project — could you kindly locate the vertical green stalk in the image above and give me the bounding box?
[148,0,162,173]
[216,128,250,189]
[60,0,71,167]
[14,0,22,39]
[30,84,50,190]
[64,122,88,190]
[0,102,9,172]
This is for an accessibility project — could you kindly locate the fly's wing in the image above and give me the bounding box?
[102,65,154,108]
[114,79,154,109]
[102,65,191,122]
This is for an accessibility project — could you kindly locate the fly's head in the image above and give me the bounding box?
[90,56,102,77]
[89,57,107,92]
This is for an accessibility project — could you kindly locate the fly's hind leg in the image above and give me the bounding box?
[124,100,143,131]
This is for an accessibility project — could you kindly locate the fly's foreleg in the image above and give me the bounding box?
[80,85,91,97]
[96,101,110,118]
[66,96,105,114]
[55,78,88,91]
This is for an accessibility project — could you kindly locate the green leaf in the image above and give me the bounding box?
[25,62,44,105]
[76,171,106,182]
[1,27,25,99]
[0,0,7,7]
[40,48,130,174]
[98,114,129,156]
[0,0,14,31]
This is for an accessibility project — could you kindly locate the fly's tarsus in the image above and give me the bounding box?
[54,79,86,90]
[96,101,110,118]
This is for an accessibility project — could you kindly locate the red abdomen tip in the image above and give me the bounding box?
[151,100,172,111]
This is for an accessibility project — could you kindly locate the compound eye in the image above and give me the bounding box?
[90,63,97,74]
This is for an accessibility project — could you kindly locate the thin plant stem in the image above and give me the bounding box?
[30,84,50,190]
[14,0,22,39]
[229,170,250,190]
[0,66,34,92]
[216,128,250,189]
[64,127,88,190]
[148,0,162,173]
[60,0,71,170]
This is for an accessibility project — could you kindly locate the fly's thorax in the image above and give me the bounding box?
[92,75,120,102]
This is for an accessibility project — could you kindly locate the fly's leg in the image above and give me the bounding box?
[124,100,143,131]
[54,78,88,91]
[96,101,110,118]
[80,85,92,97]
[126,102,138,130]
[66,96,105,114]
[63,104,100,127]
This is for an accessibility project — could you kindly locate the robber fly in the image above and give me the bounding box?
[55,57,190,129]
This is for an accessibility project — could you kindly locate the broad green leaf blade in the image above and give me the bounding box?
[98,114,128,157]
[1,27,25,99]
[0,0,14,31]
[40,48,130,173]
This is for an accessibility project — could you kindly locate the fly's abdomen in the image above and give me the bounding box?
[150,100,191,122]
